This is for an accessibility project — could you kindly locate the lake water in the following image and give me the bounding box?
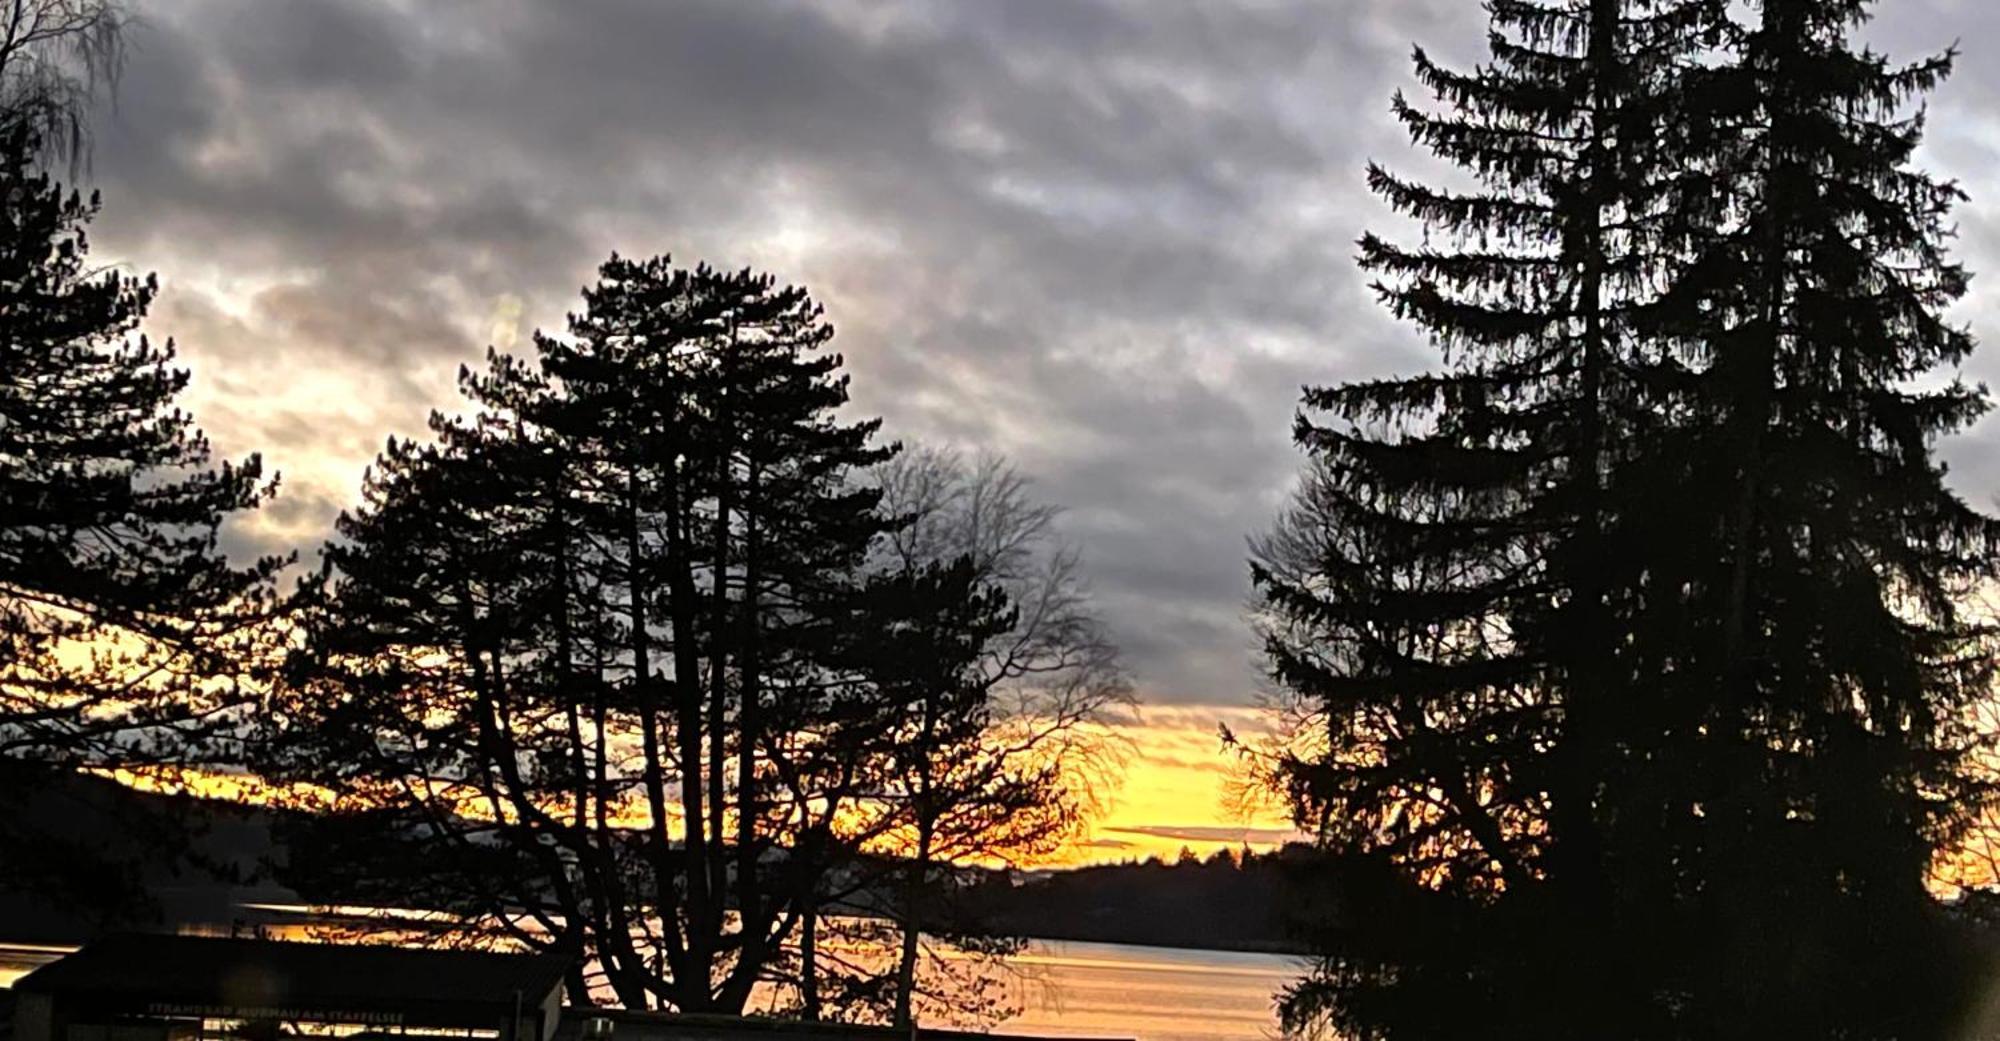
[994,940,1301,1040]
[1,933,1303,1040]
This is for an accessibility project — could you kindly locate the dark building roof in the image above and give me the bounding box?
[14,933,567,1029]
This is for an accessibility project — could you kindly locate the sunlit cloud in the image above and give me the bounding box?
[73,0,2000,849]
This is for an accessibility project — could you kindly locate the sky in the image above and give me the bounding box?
[86,0,2000,862]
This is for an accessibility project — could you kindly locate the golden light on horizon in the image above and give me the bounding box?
[107,700,1297,870]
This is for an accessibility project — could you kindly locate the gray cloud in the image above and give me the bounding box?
[88,0,2000,707]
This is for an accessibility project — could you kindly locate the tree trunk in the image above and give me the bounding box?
[736,458,763,922]
[654,461,714,1010]
[894,823,931,1029]
[800,893,822,1021]
[707,342,734,910]
[1552,2,1619,1031]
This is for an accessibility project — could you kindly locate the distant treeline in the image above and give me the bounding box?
[275,789,1314,955]
[961,847,1312,955]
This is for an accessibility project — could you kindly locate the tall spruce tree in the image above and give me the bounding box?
[1640,2,1998,1035]
[1259,0,1999,1038]
[1251,1,1724,1038]
[0,126,284,916]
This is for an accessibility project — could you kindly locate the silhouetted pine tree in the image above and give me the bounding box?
[0,127,284,916]
[1638,2,1998,1035]
[1252,2,1722,1038]
[546,257,897,1011]
[274,255,906,1013]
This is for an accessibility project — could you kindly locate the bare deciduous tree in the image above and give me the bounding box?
[0,0,128,169]
[796,446,1133,1028]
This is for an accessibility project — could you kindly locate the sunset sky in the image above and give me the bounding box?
[86,0,2000,864]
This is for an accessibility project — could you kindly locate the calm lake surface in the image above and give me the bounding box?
[1,933,1302,1040]
[994,940,1300,1040]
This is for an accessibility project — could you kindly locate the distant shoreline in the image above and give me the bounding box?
[2,774,1307,960]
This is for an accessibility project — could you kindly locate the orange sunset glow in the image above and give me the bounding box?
[109,703,1299,870]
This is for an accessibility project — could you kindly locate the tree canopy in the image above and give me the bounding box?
[1253,1,2000,1038]
[268,256,1123,1021]
[0,124,285,917]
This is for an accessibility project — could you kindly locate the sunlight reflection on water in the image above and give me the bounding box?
[1,926,1302,1041]
[997,940,1301,1041]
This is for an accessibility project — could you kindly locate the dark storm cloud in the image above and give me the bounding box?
[87,0,2000,707]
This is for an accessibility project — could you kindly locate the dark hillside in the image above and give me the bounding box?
[962,846,1314,954]
[0,771,293,944]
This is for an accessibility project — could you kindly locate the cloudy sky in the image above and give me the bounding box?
[89,0,2000,857]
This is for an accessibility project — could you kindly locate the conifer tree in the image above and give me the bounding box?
[0,126,284,914]
[274,255,906,1012]
[1260,0,1998,1037]
[548,256,897,1011]
[1251,1,1720,1037]
[1639,2,1998,1034]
